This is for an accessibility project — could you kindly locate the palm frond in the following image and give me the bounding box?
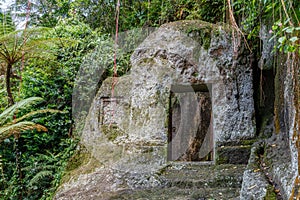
[0,121,47,143]
[0,97,44,125]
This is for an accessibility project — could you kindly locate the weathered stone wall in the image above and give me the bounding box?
[240,49,299,199]
[82,21,255,151]
[55,20,257,199]
[270,54,298,199]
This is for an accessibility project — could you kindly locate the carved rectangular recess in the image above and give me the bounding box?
[100,97,123,125]
[168,84,214,163]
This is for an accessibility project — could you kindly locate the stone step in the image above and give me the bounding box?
[109,164,246,200]
[163,163,246,189]
[217,145,252,164]
[110,187,240,200]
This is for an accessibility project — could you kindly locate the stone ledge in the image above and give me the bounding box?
[217,145,252,165]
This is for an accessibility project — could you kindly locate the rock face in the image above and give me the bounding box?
[55,20,257,199]
[240,39,299,199]
[83,20,255,149]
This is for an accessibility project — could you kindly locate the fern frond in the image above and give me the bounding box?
[28,170,53,187]
[0,121,47,142]
[0,97,66,143]
[0,12,15,36]
[0,26,78,76]
[0,97,44,125]
[15,109,66,123]
[22,164,56,172]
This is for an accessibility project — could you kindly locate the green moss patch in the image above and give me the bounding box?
[186,26,212,49]
[60,144,102,185]
[101,125,126,142]
[265,185,277,199]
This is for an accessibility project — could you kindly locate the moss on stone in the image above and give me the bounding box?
[274,58,285,134]
[60,144,102,185]
[240,139,257,146]
[92,142,123,164]
[216,154,229,165]
[163,20,225,50]
[65,144,91,172]
[185,24,212,50]
[101,125,125,142]
[265,185,277,199]
[187,27,212,50]
[258,114,273,138]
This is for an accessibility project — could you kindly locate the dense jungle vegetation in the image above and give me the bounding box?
[0,0,298,199]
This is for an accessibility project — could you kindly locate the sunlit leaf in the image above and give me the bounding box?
[284,27,294,33]
[289,36,298,43]
[278,36,286,44]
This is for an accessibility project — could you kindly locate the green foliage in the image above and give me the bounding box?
[0,90,7,113]
[5,0,299,199]
[6,0,226,34]
[0,24,74,105]
[0,27,58,62]
[233,0,299,54]
[0,15,87,200]
[232,0,260,39]
[0,97,64,143]
[270,20,300,53]
[57,0,225,34]
[0,12,15,35]
[119,0,224,32]
[20,139,77,199]
[0,18,98,199]
[8,0,71,28]
[0,97,44,125]
[0,97,65,199]
[70,0,116,32]
[0,137,77,200]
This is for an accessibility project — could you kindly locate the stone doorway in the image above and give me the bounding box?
[167,84,214,162]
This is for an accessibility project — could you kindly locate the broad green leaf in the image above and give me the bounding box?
[284,27,294,33]
[285,45,296,53]
[289,36,298,43]
[272,25,278,30]
[278,36,286,44]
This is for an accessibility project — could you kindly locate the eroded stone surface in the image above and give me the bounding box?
[240,145,269,199]
[240,134,298,199]
[55,20,256,199]
[263,134,297,199]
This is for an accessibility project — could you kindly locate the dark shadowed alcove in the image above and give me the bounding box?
[168,84,213,162]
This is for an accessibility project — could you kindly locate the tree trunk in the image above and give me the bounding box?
[6,64,14,106]
[14,137,23,200]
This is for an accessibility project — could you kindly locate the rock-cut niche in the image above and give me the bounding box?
[168,84,213,162]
